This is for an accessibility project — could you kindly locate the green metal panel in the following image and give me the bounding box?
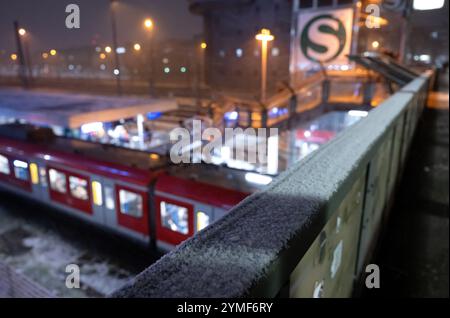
[290,174,365,298]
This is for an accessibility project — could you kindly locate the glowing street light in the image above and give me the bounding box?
[255,28,274,102]
[144,18,153,30]
[105,46,112,53]
[99,53,106,60]
[200,42,207,49]
[42,52,49,59]
[18,28,26,36]
[10,53,18,61]
[372,41,380,49]
[50,49,57,56]
[134,43,141,51]
[255,28,275,42]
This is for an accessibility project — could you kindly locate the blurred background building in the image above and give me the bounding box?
[0,0,448,96]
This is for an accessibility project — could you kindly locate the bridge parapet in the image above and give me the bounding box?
[111,72,432,298]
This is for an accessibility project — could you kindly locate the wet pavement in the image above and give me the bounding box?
[0,191,161,297]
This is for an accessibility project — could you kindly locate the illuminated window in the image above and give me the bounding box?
[49,169,67,193]
[0,154,10,175]
[105,186,115,210]
[29,163,39,185]
[119,189,143,218]
[69,176,89,201]
[13,160,29,181]
[196,211,210,232]
[39,168,47,187]
[160,201,188,235]
[92,181,103,206]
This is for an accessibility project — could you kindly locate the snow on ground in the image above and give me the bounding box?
[0,191,159,297]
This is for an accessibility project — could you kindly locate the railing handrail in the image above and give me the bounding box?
[111,72,431,298]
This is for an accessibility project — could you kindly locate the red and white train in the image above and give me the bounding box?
[0,110,356,251]
[0,124,257,251]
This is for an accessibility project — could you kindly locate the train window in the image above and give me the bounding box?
[92,181,103,206]
[0,155,10,175]
[13,160,29,181]
[69,176,89,201]
[105,186,115,210]
[49,169,67,193]
[160,201,189,235]
[119,190,143,218]
[40,168,48,187]
[29,163,39,185]
[196,211,210,232]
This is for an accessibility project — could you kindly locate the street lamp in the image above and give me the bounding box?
[50,49,57,56]
[110,0,122,95]
[134,43,141,51]
[144,18,153,30]
[198,41,207,89]
[255,28,274,103]
[13,21,29,88]
[143,18,155,96]
[18,28,33,81]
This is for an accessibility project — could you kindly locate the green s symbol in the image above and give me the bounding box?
[301,14,347,62]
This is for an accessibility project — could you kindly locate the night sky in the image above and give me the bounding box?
[0,0,202,53]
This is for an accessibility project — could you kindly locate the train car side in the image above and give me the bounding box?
[0,137,251,251]
[0,137,156,244]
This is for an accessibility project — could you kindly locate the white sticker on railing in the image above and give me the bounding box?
[331,240,343,279]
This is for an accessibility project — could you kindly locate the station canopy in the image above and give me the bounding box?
[0,88,178,129]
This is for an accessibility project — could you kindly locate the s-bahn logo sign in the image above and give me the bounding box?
[294,8,354,70]
[301,14,347,63]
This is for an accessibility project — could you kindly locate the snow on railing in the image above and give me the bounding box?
[111,71,431,298]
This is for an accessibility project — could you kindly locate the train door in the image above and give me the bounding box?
[102,180,118,228]
[155,194,194,249]
[29,159,49,200]
[213,208,227,224]
[194,203,213,234]
[90,175,117,227]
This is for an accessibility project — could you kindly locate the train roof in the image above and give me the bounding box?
[165,164,267,194]
[0,124,265,192]
[0,124,168,186]
[0,88,178,129]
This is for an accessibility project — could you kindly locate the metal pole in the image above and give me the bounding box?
[399,2,412,63]
[261,39,268,102]
[195,46,202,106]
[110,0,122,95]
[148,32,154,96]
[24,38,33,81]
[13,21,28,88]
[137,114,145,149]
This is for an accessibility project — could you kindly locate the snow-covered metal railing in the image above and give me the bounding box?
[111,71,432,298]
